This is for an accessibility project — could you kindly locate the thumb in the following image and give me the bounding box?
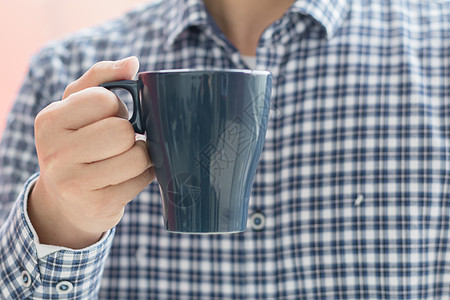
[62,56,139,99]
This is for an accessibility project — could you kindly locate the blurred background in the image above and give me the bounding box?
[0,0,150,139]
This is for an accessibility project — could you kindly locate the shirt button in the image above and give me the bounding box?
[56,281,74,294]
[249,211,266,231]
[21,270,32,288]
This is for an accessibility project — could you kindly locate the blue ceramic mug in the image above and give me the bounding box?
[102,69,272,233]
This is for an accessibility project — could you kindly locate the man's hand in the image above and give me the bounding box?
[28,57,155,249]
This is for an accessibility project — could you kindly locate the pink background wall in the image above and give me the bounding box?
[0,0,150,139]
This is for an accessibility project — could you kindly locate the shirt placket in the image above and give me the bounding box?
[240,17,293,299]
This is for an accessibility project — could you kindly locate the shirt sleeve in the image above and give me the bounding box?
[0,173,116,299]
[22,177,111,260]
[0,45,116,299]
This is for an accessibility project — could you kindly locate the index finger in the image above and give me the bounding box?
[60,87,129,130]
[62,56,139,100]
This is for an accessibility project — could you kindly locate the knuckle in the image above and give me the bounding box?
[63,81,79,98]
[136,168,154,187]
[34,112,48,132]
[34,104,65,164]
[92,60,110,72]
[114,119,135,147]
[35,102,60,130]
[126,149,148,174]
[86,61,110,81]
[99,206,124,226]
[99,118,135,155]
[90,87,121,115]
[95,192,123,216]
[63,60,113,98]
[134,142,151,168]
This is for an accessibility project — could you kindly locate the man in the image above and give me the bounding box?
[1,0,450,298]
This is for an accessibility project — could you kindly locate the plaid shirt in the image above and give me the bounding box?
[1,0,450,298]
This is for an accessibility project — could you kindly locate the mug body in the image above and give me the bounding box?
[139,69,272,233]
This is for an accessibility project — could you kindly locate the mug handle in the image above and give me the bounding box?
[100,80,145,134]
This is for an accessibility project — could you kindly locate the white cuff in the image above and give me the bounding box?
[22,176,111,259]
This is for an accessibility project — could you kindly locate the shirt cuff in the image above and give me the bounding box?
[0,173,115,298]
[22,175,111,259]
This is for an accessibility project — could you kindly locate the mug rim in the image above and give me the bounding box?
[138,69,271,76]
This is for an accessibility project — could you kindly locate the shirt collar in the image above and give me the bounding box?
[165,0,350,46]
[165,0,210,46]
[289,0,350,38]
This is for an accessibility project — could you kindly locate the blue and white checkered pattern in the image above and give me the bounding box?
[1,0,450,298]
